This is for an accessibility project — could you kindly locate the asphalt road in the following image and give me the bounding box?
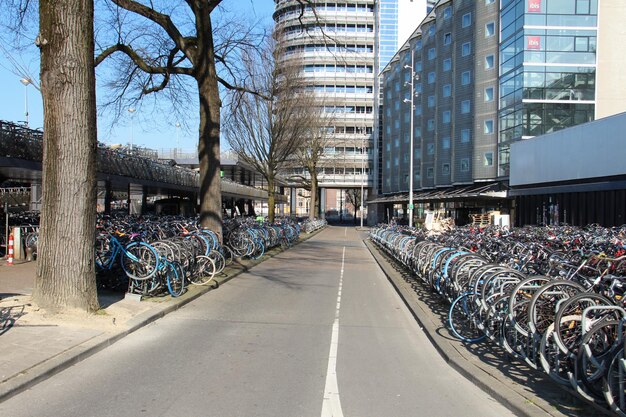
[0,226,516,417]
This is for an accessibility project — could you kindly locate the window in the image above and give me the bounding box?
[461,100,470,113]
[444,33,452,46]
[484,152,494,166]
[460,158,470,172]
[442,84,451,97]
[442,136,450,149]
[427,167,434,178]
[427,119,435,131]
[485,55,495,69]
[462,42,471,57]
[428,95,436,108]
[461,71,471,85]
[443,6,452,19]
[486,0,495,4]
[462,12,471,28]
[428,26,435,37]
[485,22,495,37]
[461,129,470,143]
[428,72,436,84]
[442,110,451,123]
[428,48,436,60]
[484,120,494,134]
[484,87,494,102]
[443,58,452,72]
[427,143,435,155]
[442,163,450,175]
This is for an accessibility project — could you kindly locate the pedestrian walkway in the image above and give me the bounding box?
[0,231,321,403]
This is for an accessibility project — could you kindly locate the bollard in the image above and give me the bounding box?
[7,233,14,265]
[26,246,34,262]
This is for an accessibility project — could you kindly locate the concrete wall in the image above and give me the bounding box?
[596,1,626,119]
[510,112,626,186]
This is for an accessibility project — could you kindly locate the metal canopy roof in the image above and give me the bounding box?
[368,182,508,204]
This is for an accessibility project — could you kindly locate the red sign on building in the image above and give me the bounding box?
[528,0,542,13]
[527,36,541,50]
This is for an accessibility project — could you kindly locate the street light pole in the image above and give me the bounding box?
[404,51,416,228]
[20,78,31,127]
[175,122,181,157]
[360,130,365,228]
[128,107,136,150]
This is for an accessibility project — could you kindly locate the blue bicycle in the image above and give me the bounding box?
[95,233,159,281]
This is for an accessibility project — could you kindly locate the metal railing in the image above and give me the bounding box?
[0,120,199,188]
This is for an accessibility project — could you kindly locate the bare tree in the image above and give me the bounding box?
[33,0,100,312]
[344,188,362,225]
[222,33,315,222]
[287,109,337,220]
[93,0,270,233]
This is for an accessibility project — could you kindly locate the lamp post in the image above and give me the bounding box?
[175,122,181,158]
[20,78,31,127]
[128,107,136,150]
[403,51,416,228]
[360,130,366,228]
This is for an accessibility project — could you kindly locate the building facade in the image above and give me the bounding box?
[375,0,626,225]
[273,0,426,219]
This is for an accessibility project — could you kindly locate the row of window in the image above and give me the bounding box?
[321,105,374,114]
[276,2,373,18]
[323,146,370,154]
[324,125,373,134]
[289,167,371,175]
[303,64,373,73]
[306,85,373,94]
[285,23,373,34]
[385,154,492,178]
[285,44,373,54]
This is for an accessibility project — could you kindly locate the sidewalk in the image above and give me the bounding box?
[0,230,324,403]
[363,238,612,417]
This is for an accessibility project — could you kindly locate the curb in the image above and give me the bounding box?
[363,239,610,417]
[0,226,327,403]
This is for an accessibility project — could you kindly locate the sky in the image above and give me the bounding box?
[0,0,276,153]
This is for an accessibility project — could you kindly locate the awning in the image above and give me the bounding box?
[367,182,509,204]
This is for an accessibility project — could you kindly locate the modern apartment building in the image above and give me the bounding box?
[374,0,626,225]
[273,0,426,218]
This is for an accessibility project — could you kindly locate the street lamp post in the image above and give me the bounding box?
[20,78,31,127]
[128,107,136,150]
[360,130,365,228]
[403,51,416,228]
[175,122,181,157]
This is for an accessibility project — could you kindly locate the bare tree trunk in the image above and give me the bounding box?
[34,0,99,312]
[309,172,317,220]
[198,81,222,233]
[267,178,276,222]
[197,13,222,234]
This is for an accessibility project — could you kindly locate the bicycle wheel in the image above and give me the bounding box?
[190,255,216,286]
[449,293,486,343]
[575,319,623,400]
[208,249,226,274]
[121,242,159,280]
[604,348,626,417]
[166,261,185,297]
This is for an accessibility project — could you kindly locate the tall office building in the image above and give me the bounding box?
[374,0,626,225]
[273,0,426,218]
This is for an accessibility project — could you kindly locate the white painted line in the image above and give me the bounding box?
[321,246,345,417]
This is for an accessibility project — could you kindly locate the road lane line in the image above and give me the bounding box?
[321,246,345,417]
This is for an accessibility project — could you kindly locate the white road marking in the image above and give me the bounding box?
[321,245,345,417]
